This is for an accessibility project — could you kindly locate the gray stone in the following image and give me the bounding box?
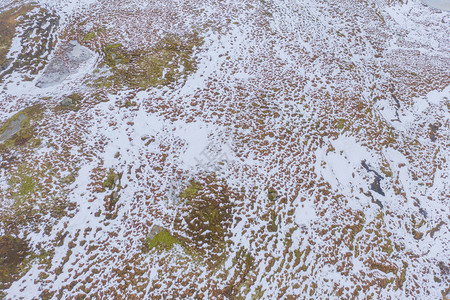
[36,41,91,88]
[60,97,73,107]
[0,113,27,143]
[147,225,164,240]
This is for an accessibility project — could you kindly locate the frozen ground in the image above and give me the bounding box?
[0,0,449,299]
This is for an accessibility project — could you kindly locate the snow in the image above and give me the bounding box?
[421,0,450,11]
[294,198,316,227]
[1,0,449,298]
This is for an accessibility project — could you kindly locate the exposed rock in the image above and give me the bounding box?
[60,97,73,107]
[0,113,27,143]
[0,6,59,82]
[361,160,385,196]
[36,41,91,88]
[421,0,450,11]
[429,122,441,142]
[147,225,164,240]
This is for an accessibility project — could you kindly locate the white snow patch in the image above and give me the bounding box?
[294,198,317,226]
[426,84,450,105]
[315,135,376,210]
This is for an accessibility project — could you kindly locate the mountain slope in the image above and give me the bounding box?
[0,0,449,299]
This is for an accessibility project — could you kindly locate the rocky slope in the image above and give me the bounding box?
[0,0,449,299]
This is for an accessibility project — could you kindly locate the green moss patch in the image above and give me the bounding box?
[336,118,346,130]
[103,169,119,190]
[143,230,180,251]
[82,32,96,43]
[18,175,36,196]
[395,262,408,290]
[268,210,278,232]
[381,240,393,256]
[95,33,203,89]
[267,187,277,201]
[179,180,202,200]
[102,169,122,219]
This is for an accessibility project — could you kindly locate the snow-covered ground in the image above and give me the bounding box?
[0,0,449,299]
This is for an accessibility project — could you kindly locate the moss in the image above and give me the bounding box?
[252,286,264,299]
[82,32,96,42]
[395,262,408,290]
[124,99,136,108]
[416,219,426,228]
[103,43,129,68]
[2,163,75,234]
[8,164,38,198]
[380,164,393,177]
[429,221,445,238]
[143,230,180,251]
[382,240,393,256]
[66,93,82,105]
[18,175,36,195]
[413,230,423,240]
[95,33,203,89]
[103,169,118,190]
[175,176,236,261]
[179,181,202,200]
[227,248,255,297]
[102,170,121,219]
[267,187,277,201]
[370,261,397,274]
[0,235,29,289]
[336,119,346,130]
[61,173,76,185]
[293,249,302,266]
[268,210,278,232]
